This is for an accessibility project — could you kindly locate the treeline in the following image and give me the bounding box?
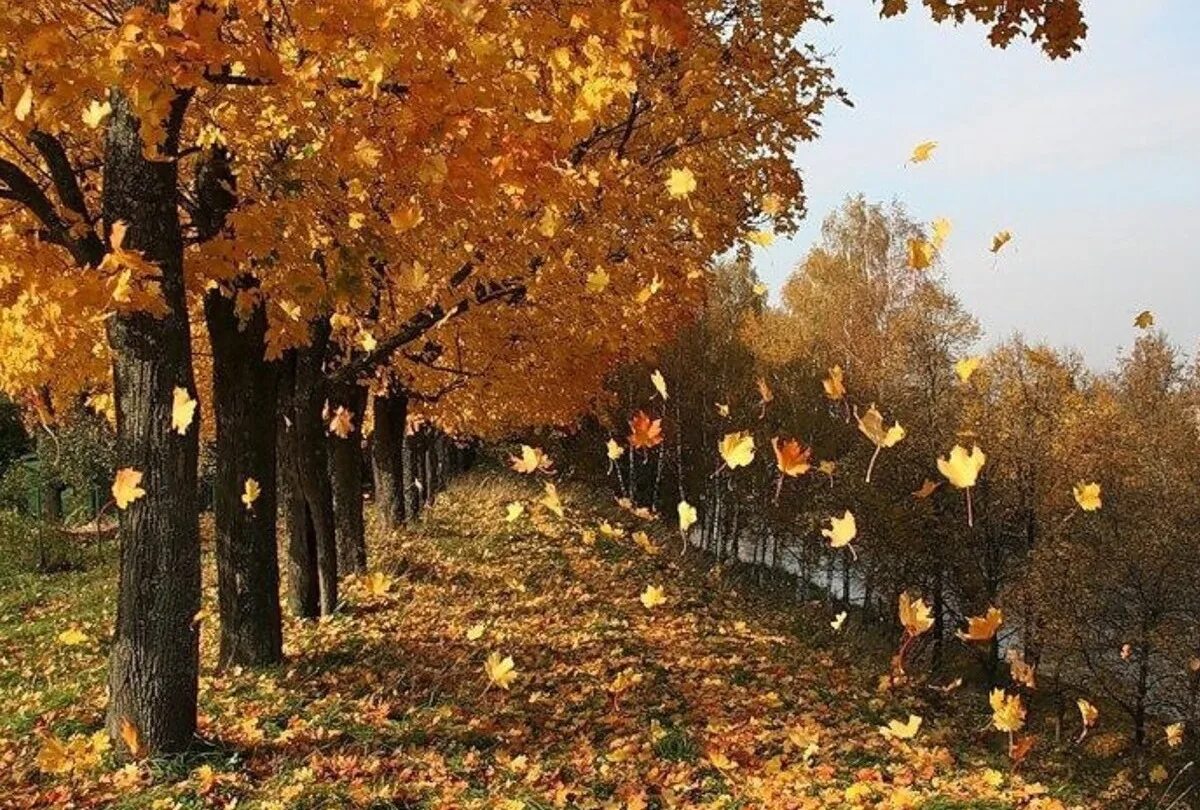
[562,196,1200,755]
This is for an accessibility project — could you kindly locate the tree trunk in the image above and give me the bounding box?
[371,391,408,531]
[278,354,319,619]
[328,380,367,576]
[402,425,420,521]
[291,323,338,614]
[103,91,201,756]
[205,290,282,667]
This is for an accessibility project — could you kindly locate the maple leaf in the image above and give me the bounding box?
[57,627,88,646]
[37,735,69,774]
[830,611,847,631]
[822,510,857,551]
[363,571,393,597]
[640,584,666,609]
[1134,310,1155,329]
[1166,722,1184,748]
[990,230,1013,253]
[907,238,935,270]
[241,478,261,509]
[899,592,933,637]
[1007,650,1038,688]
[82,99,112,129]
[879,714,923,740]
[539,482,564,518]
[677,500,697,533]
[823,365,846,401]
[665,167,697,199]
[1077,699,1098,735]
[112,468,146,510]
[957,607,1003,642]
[328,406,355,438]
[937,444,986,489]
[606,439,625,461]
[908,140,937,163]
[628,411,664,449]
[1073,481,1102,511]
[931,217,953,248]
[504,501,524,522]
[772,437,812,477]
[718,431,755,469]
[955,356,982,383]
[485,652,518,689]
[586,267,610,293]
[989,689,1026,733]
[651,369,668,400]
[510,445,553,473]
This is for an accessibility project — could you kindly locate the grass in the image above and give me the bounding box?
[0,470,1127,808]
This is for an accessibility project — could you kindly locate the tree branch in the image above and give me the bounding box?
[0,155,98,266]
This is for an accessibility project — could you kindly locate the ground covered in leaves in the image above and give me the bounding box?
[1,471,1115,808]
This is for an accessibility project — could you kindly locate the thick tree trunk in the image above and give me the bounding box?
[328,381,367,576]
[277,353,319,619]
[205,290,282,667]
[371,391,408,531]
[103,92,201,756]
[291,323,338,614]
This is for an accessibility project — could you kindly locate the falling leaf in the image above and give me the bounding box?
[328,406,355,438]
[112,468,146,510]
[665,167,697,199]
[1166,722,1184,748]
[1073,482,1102,511]
[831,611,847,631]
[823,365,846,401]
[772,437,812,477]
[650,369,668,400]
[241,478,261,509]
[14,84,33,122]
[606,439,625,461]
[957,607,1003,642]
[746,229,775,247]
[485,653,517,689]
[677,500,697,533]
[718,431,755,469]
[955,356,982,383]
[937,444,986,489]
[1007,650,1037,689]
[880,714,923,740]
[822,510,857,550]
[510,445,552,473]
[628,411,664,449]
[171,387,197,435]
[539,483,564,517]
[907,238,935,270]
[504,501,524,522]
[57,627,88,646]
[82,99,112,129]
[912,478,941,499]
[857,405,905,448]
[1134,310,1155,329]
[908,140,937,163]
[990,230,1012,254]
[989,689,1026,733]
[1077,699,1098,732]
[1150,764,1169,785]
[715,402,730,417]
[899,592,933,637]
[931,217,953,249]
[757,377,774,407]
[640,585,666,609]
[752,282,768,296]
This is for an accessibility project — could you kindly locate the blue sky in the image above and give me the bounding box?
[754,0,1200,369]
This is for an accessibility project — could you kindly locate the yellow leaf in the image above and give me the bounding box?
[1150,764,1169,784]
[1077,698,1098,729]
[640,584,666,609]
[36,735,69,774]
[539,482,563,517]
[899,592,933,636]
[504,501,524,522]
[715,402,730,417]
[746,229,775,247]
[937,444,986,489]
[830,611,847,631]
[485,652,517,689]
[112,468,146,510]
[718,431,755,469]
[1073,482,1102,511]
[57,627,88,646]
[364,571,393,597]
[82,99,112,129]
[989,689,1026,733]
[509,445,551,474]
[677,500,697,533]
[606,439,625,461]
[821,510,857,550]
[908,140,937,163]
[466,623,485,641]
[955,356,982,383]
[14,84,33,122]
[665,167,697,199]
[1166,722,1184,748]
[879,714,923,740]
[990,230,1013,254]
[907,238,935,270]
[650,369,668,400]
[856,404,905,448]
[931,217,953,249]
[241,478,261,509]
[761,192,785,216]
[1134,310,1155,329]
[823,365,846,401]
[957,607,1003,642]
[389,203,424,232]
[586,267,610,293]
[328,406,355,438]
[171,387,197,435]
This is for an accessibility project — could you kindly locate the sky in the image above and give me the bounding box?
[753,0,1200,370]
